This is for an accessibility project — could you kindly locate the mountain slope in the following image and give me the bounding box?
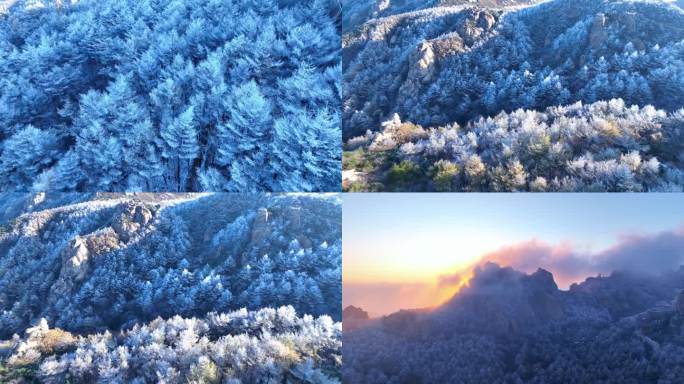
[342,0,540,32]
[344,0,684,137]
[0,193,342,337]
[344,99,684,192]
[343,0,684,191]
[0,193,342,383]
[2,306,341,383]
[343,263,684,383]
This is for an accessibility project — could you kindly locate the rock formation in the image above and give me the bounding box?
[344,305,370,322]
[112,201,153,242]
[250,208,271,244]
[589,13,608,48]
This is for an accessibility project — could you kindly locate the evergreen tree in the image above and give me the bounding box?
[216,81,272,191]
[161,106,199,191]
[0,126,59,190]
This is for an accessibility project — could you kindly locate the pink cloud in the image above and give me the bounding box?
[469,226,684,289]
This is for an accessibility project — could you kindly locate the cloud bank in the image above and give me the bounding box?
[347,225,684,315]
[445,225,684,289]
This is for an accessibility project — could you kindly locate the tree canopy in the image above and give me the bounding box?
[0,0,342,192]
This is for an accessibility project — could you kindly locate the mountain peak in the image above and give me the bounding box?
[527,267,558,293]
[343,305,370,321]
[343,305,371,331]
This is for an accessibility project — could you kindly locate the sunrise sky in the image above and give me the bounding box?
[343,194,684,316]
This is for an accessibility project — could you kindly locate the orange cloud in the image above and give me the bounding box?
[343,280,462,317]
[473,239,593,288]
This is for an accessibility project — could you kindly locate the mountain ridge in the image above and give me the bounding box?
[344,263,684,382]
[0,193,342,339]
[342,0,684,192]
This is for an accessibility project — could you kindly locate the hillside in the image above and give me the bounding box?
[343,0,684,191]
[0,193,342,383]
[343,263,684,383]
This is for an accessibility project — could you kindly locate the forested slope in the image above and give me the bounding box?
[341,0,539,32]
[2,306,341,383]
[343,263,684,383]
[343,0,684,191]
[0,193,342,383]
[345,100,684,191]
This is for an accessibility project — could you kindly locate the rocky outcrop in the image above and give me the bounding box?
[250,208,271,244]
[460,9,495,46]
[49,202,155,300]
[437,263,568,335]
[396,8,498,115]
[62,238,90,283]
[527,268,559,294]
[408,41,436,85]
[589,13,608,48]
[589,10,645,52]
[344,307,368,331]
[112,201,153,242]
[344,306,370,321]
[51,229,121,298]
[477,10,496,30]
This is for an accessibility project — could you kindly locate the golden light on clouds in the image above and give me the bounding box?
[344,232,495,285]
[343,264,476,316]
[343,235,487,315]
[343,194,684,317]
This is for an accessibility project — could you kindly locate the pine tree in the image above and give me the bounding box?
[216,81,273,191]
[48,150,84,191]
[270,109,340,191]
[161,106,198,191]
[73,121,125,190]
[0,126,58,190]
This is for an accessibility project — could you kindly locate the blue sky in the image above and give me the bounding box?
[343,193,684,314]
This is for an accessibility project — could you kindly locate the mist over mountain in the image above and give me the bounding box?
[0,193,342,383]
[343,0,684,191]
[343,262,684,383]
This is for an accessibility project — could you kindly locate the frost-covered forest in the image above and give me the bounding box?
[3,307,340,383]
[342,0,684,191]
[0,0,341,192]
[341,0,538,32]
[0,193,342,383]
[345,101,684,191]
[343,263,684,383]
